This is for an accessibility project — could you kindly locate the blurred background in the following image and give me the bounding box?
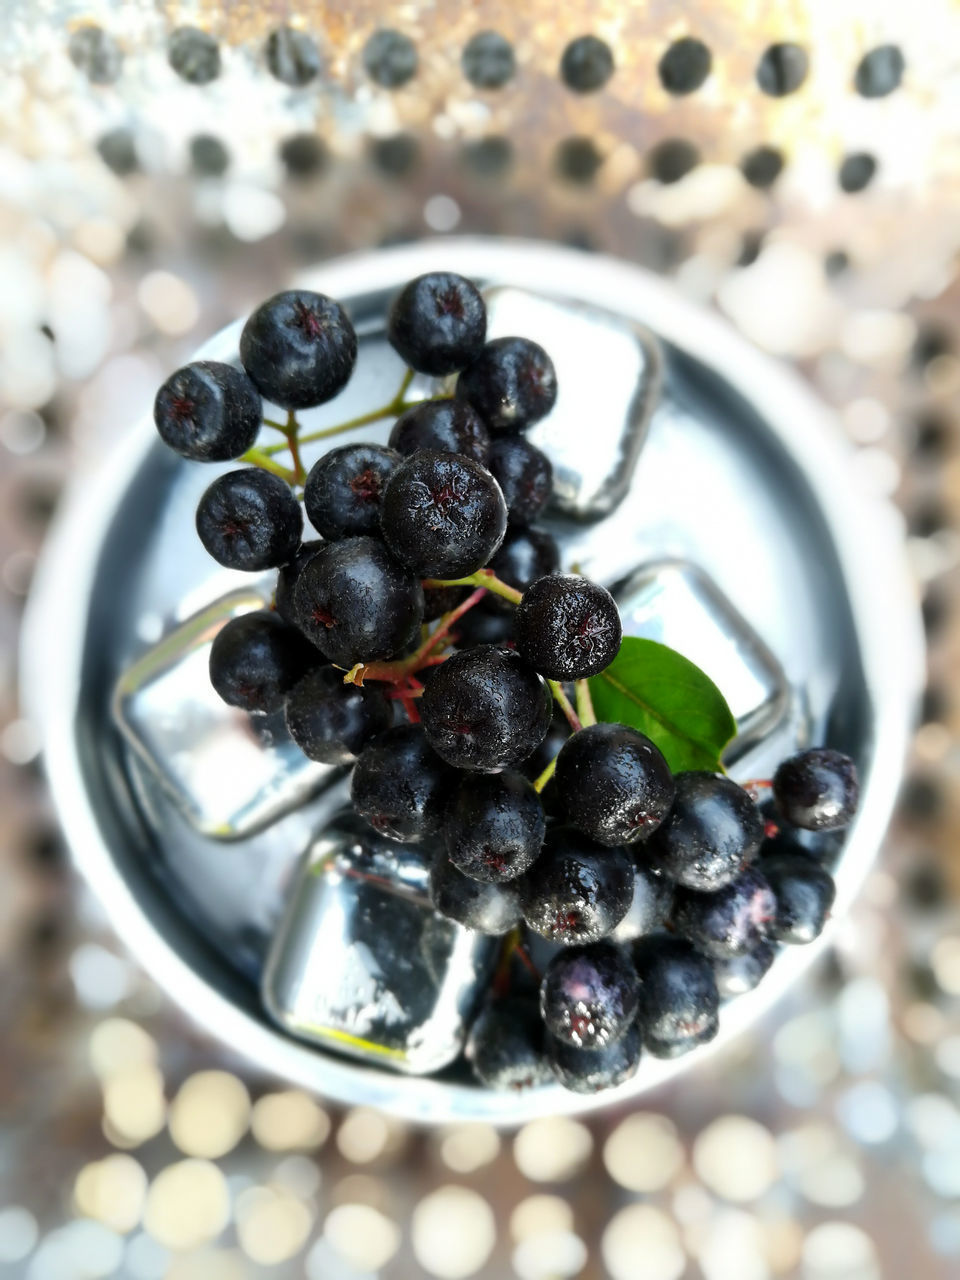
[2,3,960,1278]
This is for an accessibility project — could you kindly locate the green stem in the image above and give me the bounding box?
[548,680,582,732]
[575,679,597,727]
[243,448,297,483]
[423,568,523,605]
[262,417,288,432]
[257,368,420,458]
[283,409,306,485]
[533,755,558,793]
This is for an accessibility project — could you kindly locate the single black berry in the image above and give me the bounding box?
[547,1020,641,1093]
[429,854,522,935]
[487,528,560,612]
[671,866,776,958]
[839,153,877,193]
[515,573,622,680]
[761,851,836,944]
[239,290,357,410]
[445,770,546,883]
[284,664,391,764]
[368,132,420,177]
[555,723,675,847]
[540,941,638,1050]
[658,37,712,95]
[380,450,507,579]
[456,337,557,433]
[485,436,553,525]
[388,399,490,462]
[196,468,302,571]
[644,1020,718,1060]
[265,25,322,85]
[772,748,859,830]
[154,361,261,461]
[387,272,486,375]
[467,999,550,1091]
[554,137,605,186]
[420,645,551,772]
[209,611,315,715]
[293,536,423,666]
[69,24,122,84]
[648,138,700,184]
[303,443,400,541]
[168,26,221,85]
[274,540,323,625]
[460,136,514,178]
[740,145,784,190]
[611,865,673,943]
[461,31,515,89]
[351,724,454,842]
[633,934,720,1054]
[647,772,764,891]
[279,134,328,180]
[756,43,809,96]
[520,828,634,945]
[96,128,138,176]
[363,29,418,88]
[189,134,230,177]
[854,44,904,98]
[560,35,614,93]
[714,941,776,999]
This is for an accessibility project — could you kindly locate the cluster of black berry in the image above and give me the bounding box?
[153,270,860,1096]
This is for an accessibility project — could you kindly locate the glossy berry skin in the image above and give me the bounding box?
[647,772,764,892]
[380,450,507,578]
[284,665,392,764]
[154,361,261,462]
[196,468,302,571]
[388,398,490,463]
[429,854,522,935]
[420,645,551,772]
[540,942,638,1050]
[467,999,550,1091]
[209,611,315,715]
[351,725,454,842]
[387,272,486,375]
[445,770,546,883]
[633,934,720,1055]
[293,536,423,666]
[611,864,673,943]
[239,290,357,410]
[773,748,860,831]
[487,527,560,611]
[457,336,558,433]
[714,941,776,999]
[556,723,675,847]
[671,866,776,958]
[520,828,634,945]
[547,1021,641,1094]
[515,574,622,680]
[168,25,221,84]
[761,851,836,944]
[303,443,401,541]
[485,436,553,525]
[645,1020,718,1059]
[274,540,323,626]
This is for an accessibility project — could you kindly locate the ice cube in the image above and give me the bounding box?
[262,812,498,1075]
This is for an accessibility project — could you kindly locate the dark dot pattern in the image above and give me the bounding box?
[554,136,605,185]
[737,231,764,268]
[96,127,139,176]
[648,138,700,184]
[279,133,329,179]
[189,134,230,177]
[740,144,784,189]
[462,31,515,89]
[460,136,514,178]
[68,24,122,84]
[363,29,418,88]
[369,132,420,178]
[756,42,809,96]
[913,324,953,368]
[824,249,850,278]
[839,152,877,193]
[855,44,905,98]
[658,37,712,95]
[265,26,322,86]
[560,35,614,93]
[168,25,221,85]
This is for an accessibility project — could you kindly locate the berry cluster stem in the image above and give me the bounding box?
[547,680,582,732]
[533,754,558,793]
[283,409,307,485]
[423,568,523,606]
[342,586,488,687]
[575,679,597,728]
[241,448,297,483]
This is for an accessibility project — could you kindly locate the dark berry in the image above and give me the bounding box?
[96,128,138,176]
[351,724,454,842]
[420,645,551,772]
[209,611,315,714]
[445,771,546,883]
[189,134,230,177]
[293,536,423,666]
[388,399,490,462]
[547,1021,641,1093]
[485,436,553,525]
[274,540,323,625]
[611,865,673,943]
[559,35,614,93]
[761,852,836,944]
[520,828,634,945]
[460,136,513,178]
[467,999,550,1091]
[461,31,515,89]
[714,941,776,999]
[555,723,674,847]
[756,42,809,96]
[456,337,557,433]
[658,37,712,95]
[369,132,420,177]
[644,1020,718,1059]
[648,138,700,184]
[196,468,302,571]
[303,443,400,541]
[69,24,122,84]
[633,934,720,1052]
[279,134,328,180]
[239,290,357,411]
[453,601,515,648]
[773,748,859,831]
[839,153,877,193]
[515,574,621,681]
[168,26,220,85]
[284,665,391,764]
[671,866,776,958]
[540,942,638,1050]
[387,272,486,376]
[429,855,522,935]
[854,44,905,98]
[554,137,605,186]
[647,772,763,891]
[740,145,784,190]
[422,583,467,621]
[380,450,507,578]
[363,29,418,89]
[265,25,322,85]
[154,361,261,461]
[487,528,559,610]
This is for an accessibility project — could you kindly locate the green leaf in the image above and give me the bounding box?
[588,637,736,773]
